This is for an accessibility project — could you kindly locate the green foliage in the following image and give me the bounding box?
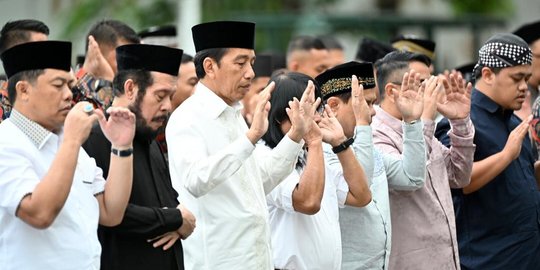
[449,0,514,16]
[60,0,176,40]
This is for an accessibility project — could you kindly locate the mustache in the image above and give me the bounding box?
[151,114,168,122]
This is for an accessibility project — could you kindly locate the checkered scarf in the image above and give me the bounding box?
[473,33,532,77]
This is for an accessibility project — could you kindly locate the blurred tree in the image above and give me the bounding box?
[60,0,176,40]
[448,0,514,16]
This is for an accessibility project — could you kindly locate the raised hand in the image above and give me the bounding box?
[318,105,347,147]
[286,80,320,142]
[421,76,444,121]
[177,204,196,239]
[82,35,114,81]
[394,70,424,123]
[63,101,100,145]
[351,75,371,126]
[97,106,135,149]
[148,231,180,250]
[247,81,275,144]
[503,115,532,160]
[437,73,473,120]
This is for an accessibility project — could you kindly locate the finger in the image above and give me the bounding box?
[147,232,166,242]
[312,97,322,114]
[401,71,409,92]
[465,82,473,98]
[440,76,450,96]
[300,80,314,104]
[261,81,275,98]
[162,235,179,250]
[325,104,335,118]
[408,70,416,89]
[153,235,170,248]
[352,75,359,97]
[449,74,458,94]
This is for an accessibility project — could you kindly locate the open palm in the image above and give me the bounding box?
[437,73,472,120]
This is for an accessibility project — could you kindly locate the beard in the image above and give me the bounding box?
[128,95,168,140]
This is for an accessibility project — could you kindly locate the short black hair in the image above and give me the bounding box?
[473,65,502,80]
[262,72,320,149]
[374,51,431,100]
[318,35,344,51]
[286,36,327,60]
[193,48,229,79]
[7,69,44,104]
[112,69,153,97]
[181,53,193,64]
[86,20,140,52]
[0,19,49,54]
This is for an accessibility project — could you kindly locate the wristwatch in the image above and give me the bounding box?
[111,147,133,157]
[332,137,355,154]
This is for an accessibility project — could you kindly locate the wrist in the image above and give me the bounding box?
[286,127,303,143]
[111,146,133,157]
[111,144,133,150]
[332,137,354,154]
[330,135,348,148]
[402,117,418,124]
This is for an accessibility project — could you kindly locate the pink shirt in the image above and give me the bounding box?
[372,107,475,270]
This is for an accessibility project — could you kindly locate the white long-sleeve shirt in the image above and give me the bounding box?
[166,83,303,270]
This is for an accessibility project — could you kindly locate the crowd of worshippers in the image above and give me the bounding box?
[0,17,539,270]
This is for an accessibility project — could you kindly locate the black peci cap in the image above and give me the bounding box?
[513,20,540,45]
[355,37,396,63]
[1,41,71,78]
[253,54,273,78]
[116,44,183,76]
[192,21,255,52]
[315,61,376,100]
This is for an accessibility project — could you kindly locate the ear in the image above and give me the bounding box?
[384,83,397,102]
[288,60,299,72]
[481,67,495,85]
[203,57,216,79]
[326,96,340,114]
[123,79,137,101]
[15,81,30,102]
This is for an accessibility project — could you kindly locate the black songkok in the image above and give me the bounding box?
[116,44,183,76]
[192,21,255,52]
[1,41,71,78]
[315,61,375,100]
[513,20,540,45]
[355,37,396,63]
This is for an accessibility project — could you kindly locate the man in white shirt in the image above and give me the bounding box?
[0,41,135,270]
[166,21,309,270]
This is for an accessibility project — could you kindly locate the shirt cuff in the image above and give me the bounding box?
[274,134,305,161]
[237,134,257,161]
[449,115,473,136]
[402,120,423,140]
[423,119,435,139]
[354,125,373,145]
[11,181,38,216]
[162,208,184,231]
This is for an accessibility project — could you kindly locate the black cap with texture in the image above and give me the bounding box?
[315,61,375,100]
[513,20,540,45]
[1,41,71,78]
[116,44,183,76]
[192,21,255,52]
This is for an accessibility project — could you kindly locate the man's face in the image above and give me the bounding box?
[294,49,331,78]
[491,65,532,110]
[25,69,75,132]
[212,48,255,104]
[529,39,540,88]
[134,71,177,132]
[172,61,197,110]
[333,88,377,138]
